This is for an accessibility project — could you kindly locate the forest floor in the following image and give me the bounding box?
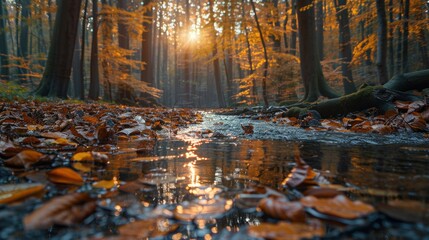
[1,99,429,239]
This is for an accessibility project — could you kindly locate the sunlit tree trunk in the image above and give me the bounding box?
[296,0,339,102]
[88,0,100,100]
[334,0,356,94]
[0,0,9,79]
[141,0,154,85]
[35,0,82,98]
[209,0,225,107]
[376,0,389,84]
[250,0,269,107]
[100,0,113,101]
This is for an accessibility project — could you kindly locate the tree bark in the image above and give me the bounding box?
[18,0,30,82]
[78,0,89,100]
[88,0,100,100]
[0,0,10,79]
[290,0,297,56]
[210,0,225,107]
[296,0,339,102]
[375,0,389,84]
[35,0,82,98]
[315,0,324,60]
[334,0,356,94]
[402,0,409,73]
[141,0,154,85]
[250,0,269,107]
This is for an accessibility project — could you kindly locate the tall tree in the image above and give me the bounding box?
[315,0,324,60]
[18,0,30,82]
[0,0,9,79]
[141,0,154,85]
[375,0,389,84]
[88,0,100,100]
[296,0,338,102]
[35,0,82,98]
[402,0,409,73]
[290,0,297,55]
[209,0,225,107]
[249,0,269,107]
[334,0,356,94]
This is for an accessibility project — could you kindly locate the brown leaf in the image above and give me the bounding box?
[282,154,328,188]
[404,112,427,132]
[40,132,69,139]
[118,219,178,238]
[21,137,41,145]
[241,124,254,134]
[4,149,44,169]
[248,221,324,240]
[303,187,341,198]
[0,183,45,204]
[23,193,96,230]
[407,100,426,113]
[300,195,375,219]
[377,200,429,223]
[47,167,83,185]
[258,198,305,222]
[83,115,99,124]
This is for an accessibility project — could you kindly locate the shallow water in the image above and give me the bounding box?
[97,112,429,238]
[3,111,429,239]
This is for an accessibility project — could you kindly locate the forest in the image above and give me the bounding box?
[1,0,429,239]
[0,0,427,107]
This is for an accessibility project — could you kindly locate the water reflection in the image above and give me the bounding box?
[97,137,429,238]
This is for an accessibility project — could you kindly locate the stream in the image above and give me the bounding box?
[2,111,429,239]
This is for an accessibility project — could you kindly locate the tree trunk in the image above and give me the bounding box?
[0,0,10,79]
[283,0,289,51]
[18,0,30,82]
[242,0,257,103]
[100,0,113,101]
[210,0,225,107]
[375,0,389,84]
[35,0,82,98]
[250,0,269,107]
[88,0,100,100]
[402,0,409,73]
[334,0,356,94]
[116,0,132,103]
[296,0,339,102]
[388,0,394,78]
[290,0,297,56]
[77,0,89,100]
[72,21,82,98]
[141,0,154,85]
[315,0,324,60]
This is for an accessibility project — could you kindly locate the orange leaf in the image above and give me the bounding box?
[0,183,45,204]
[71,152,94,161]
[300,195,375,219]
[258,198,305,222]
[47,167,83,185]
[93,179,116,189]
[248,221,324,240]
[24,193,96,230]
[4,149,44,169]
[82,115,99,124]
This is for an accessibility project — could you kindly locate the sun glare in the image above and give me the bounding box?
[188,31,199,42]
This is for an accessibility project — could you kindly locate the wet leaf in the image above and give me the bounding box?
[40,132,69,139]
[241,124,254,134]
[93,180,116,189]
[54,138,78,146]
[259,198,305,222]
[71,152,94,161]
[404,112,427,132]
[47,167,84,185]
[118,218,178,239]
[21,137,41,145]
[378,200,429,223]
[23,193,96,230]
[0,183,44,204]
[72,163,92,173]
[282,155,329,189]
[300,195,375,219]
[4,149,44,169]
[248,221,324,240]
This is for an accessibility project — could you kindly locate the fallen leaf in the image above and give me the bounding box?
[378,200,429,223]
[23,193,96,230]
[54,138,78,146]
[4,149,44,169]
[47,167,84,185]
[71,152,94,161]
[0,183,45,204]
[21,137,41,145]
[300,195,375,219]
[93,180,116,189]
[258,198,305,222]
[40,132,69,139]
[404,112,427,132]
[118,218,178,238]
[303,187,342,198]
[282,155,329,188]
[83,115,99,124]
[241,124,254,134]
[248,221,324,240]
